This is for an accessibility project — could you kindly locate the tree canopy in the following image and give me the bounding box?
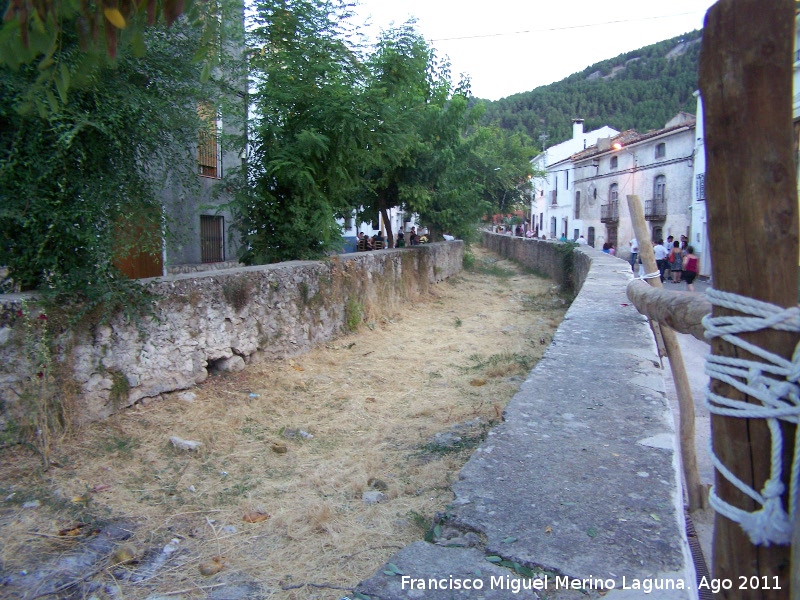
[0,6,243,316]
[234,1,536,263]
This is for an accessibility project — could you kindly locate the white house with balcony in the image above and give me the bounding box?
[530,119,619,239]
[570,113,696,259]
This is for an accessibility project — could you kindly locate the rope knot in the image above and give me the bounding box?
[703,288,800,547]
[738,498,792,547]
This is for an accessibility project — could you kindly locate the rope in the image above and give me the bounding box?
[636,270,662,281]
[702,288,800,546]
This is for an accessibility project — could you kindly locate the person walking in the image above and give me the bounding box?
[669,241,683,284]
[682,246,699,292]
[629,238,639,270]
[653,239,669,282]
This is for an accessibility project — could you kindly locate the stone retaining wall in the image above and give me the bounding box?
[0,243,462,425]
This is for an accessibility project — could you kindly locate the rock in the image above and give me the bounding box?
[169,436,202,451]
[217,356,245,373]
[362,491,386,504]
[177,391,196,403]
[271,444,287,454]
[22,500,40,508]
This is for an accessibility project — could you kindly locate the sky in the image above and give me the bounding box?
[350,0,718,101]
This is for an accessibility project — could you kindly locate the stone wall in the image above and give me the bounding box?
[481,232,592,290]
[0,243,462,425]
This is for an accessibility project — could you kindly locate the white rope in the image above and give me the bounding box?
[702,288,800,546]
[636,270,661,281]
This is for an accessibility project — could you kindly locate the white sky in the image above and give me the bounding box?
[350,0,718,101]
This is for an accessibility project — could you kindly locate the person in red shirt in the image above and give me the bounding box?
[682,245,699,292]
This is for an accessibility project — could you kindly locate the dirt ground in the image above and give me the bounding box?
[0,247,569,600]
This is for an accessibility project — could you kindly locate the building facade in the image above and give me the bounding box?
[531,120,620,239]
[567,113,696,259]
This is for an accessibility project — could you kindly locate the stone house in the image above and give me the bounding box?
[568,113,696,258]
[530,119,620,239]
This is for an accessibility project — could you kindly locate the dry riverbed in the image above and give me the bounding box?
[0,247,569,600]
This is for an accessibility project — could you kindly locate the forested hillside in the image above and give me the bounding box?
[480,30,702,146]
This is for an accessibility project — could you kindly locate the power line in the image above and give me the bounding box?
[429,11,703,43]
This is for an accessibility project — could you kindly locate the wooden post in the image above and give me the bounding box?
[625,280,711,343]
[699,0,798,595]
[627,195,705,512]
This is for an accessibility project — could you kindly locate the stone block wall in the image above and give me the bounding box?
[0,243,462,425]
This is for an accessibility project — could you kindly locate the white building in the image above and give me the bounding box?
[530,119,619,238]
[690,93,711,277]
[570,113,696,258]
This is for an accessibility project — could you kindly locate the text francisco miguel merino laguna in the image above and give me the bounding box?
[400,574,689,594]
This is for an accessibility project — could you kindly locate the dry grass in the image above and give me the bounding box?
[0,247,569,600]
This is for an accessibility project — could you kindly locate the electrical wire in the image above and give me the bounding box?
[430,11,704,43]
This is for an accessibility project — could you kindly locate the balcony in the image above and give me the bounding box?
[644,198,667,220]
[600,201,619,223]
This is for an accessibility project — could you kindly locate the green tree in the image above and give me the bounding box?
[0,15,238,317]
[234,0,368,264]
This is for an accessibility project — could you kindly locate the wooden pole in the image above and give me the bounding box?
[626,280,711,343]
[627,195,705,511]
[699,0,798,595]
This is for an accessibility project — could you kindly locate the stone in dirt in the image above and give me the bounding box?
[169,436,203,451]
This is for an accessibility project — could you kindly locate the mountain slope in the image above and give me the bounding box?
[479,30,702,147]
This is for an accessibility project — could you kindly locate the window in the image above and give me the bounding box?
[655,142,666,159]
[609,183,619,202]
[198,103,221,178]
[565,170,569,189]
[654,175,666,200]
[696,173,706,200]
[574,191,581,219]
[610,156,618,169]
[200,215,224,263]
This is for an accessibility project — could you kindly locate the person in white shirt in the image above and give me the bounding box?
[629,238,639,268]
[652,239,669,282]
[577,235,588,245]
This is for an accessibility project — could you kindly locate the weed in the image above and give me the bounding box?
[454,317,462,328]
[554,241,579,293]
[108,370,130,409]
[465,352,534,377]
[462,251,476,270]
[472,259,515,278]
[98,433,140,458]
[222,278,251,312]
[345,298,363,332]
[8,300,73,469]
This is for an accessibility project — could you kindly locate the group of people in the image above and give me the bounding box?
[357,227,421,251]
[634,235,700,292]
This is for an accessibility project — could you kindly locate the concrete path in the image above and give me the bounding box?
[355,251,699,600]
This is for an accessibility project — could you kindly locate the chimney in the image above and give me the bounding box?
[572,119,585,140]
[597,137,612,151]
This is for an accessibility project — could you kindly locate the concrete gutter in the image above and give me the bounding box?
[355,238,698,599]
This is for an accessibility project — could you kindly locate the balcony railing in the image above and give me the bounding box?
[600,201,619,223]
[644,197,667,220]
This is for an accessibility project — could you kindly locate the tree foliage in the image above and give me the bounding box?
[481,30,703,146]
[0,13,239,317]
[236,4,536,260]
[234,0,368,264]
